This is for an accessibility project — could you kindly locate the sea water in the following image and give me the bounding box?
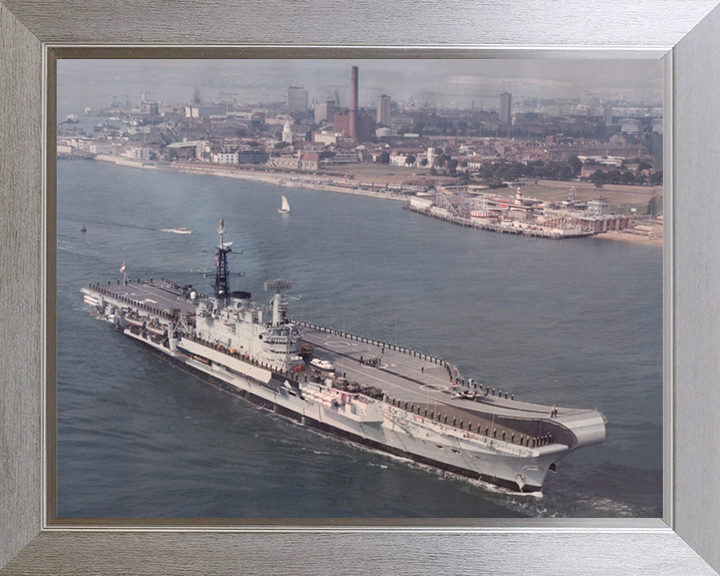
[57,160,662,518]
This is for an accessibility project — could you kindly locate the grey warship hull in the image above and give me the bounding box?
[81,221,606,494]
[123,334,534,491]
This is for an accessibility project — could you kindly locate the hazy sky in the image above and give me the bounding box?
[58,59,663,113]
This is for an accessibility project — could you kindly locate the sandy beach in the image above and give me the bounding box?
[591,228,663,247]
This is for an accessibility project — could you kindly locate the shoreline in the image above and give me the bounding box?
[170,165,409,202]
[89,155,663,245]
[94,155,408,203]
[590,230,663,247]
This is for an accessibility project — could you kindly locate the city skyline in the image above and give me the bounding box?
[57,56,665,223]
[59,59,663,113]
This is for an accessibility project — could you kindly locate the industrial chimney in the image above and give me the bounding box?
[350,66,358,140]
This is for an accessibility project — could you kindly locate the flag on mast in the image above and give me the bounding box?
[120,261,126,273]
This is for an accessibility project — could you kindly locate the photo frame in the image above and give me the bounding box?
[2,1,720,574]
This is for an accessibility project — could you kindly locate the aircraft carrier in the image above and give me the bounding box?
[81,219,607,493]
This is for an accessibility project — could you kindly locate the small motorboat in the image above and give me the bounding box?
[309,358,335,374]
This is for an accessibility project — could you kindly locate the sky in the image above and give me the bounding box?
[58,59,663,114]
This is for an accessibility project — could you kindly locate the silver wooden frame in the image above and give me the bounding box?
[2,1,720,574]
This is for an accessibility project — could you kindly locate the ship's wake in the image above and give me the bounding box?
[160,228,192,235]
[259,408,655,518]
[273,412,543,499]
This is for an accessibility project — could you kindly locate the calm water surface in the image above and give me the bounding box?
[57,160,662,518]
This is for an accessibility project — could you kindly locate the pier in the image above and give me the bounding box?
[402,202,593,240]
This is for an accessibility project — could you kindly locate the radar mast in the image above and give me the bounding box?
[213,219,233,299]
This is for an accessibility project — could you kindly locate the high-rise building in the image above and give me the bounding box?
[314,100,337,124]
[377,94,391,126]
[287,86,308,115]
[499,92,512,123]
[603,104,613,125]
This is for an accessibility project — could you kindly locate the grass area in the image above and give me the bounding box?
[321,163,417,177]
[319,165,663,205]
[517,179,663,214]
[320,164,458,186]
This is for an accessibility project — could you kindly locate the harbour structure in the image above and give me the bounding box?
[81,219,606,493]
[404,186,630,239]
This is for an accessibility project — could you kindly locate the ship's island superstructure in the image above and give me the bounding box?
[81,219,606,493]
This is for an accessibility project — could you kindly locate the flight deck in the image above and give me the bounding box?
[297,323,591,448]
[84,278,199,319]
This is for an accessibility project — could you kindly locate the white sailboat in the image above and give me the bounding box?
[278,195,290,214]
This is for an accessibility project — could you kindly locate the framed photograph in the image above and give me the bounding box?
[2,1,720,574]
[53,57,663,522]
